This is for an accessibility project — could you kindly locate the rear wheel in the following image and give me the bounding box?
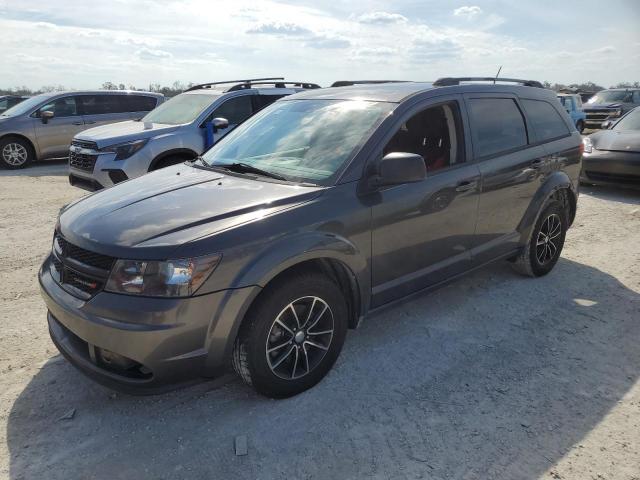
[232,271,348,398]
[0,137,34,169]
[511,201,567,277]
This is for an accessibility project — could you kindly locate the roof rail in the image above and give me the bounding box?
[186,77,285,92]
[226,81,321,92]
[433,77,544,88]
[331,80,409,87]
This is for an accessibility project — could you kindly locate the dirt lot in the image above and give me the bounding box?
[1,162,639,480]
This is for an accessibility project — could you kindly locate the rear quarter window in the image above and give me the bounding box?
[468,98,528,158]
[126,95,159,112]
[521,99,570,142]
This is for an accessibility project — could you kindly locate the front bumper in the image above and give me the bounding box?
[39,255,260,394]
[580,149,640,189]
[68,146,153,191]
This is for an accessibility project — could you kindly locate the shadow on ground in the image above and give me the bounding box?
[0,160,67,177]
[7,258,640,479]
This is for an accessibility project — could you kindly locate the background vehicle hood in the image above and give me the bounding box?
[584,103,628,110]
[74,121,179,148]
[591,130,640,152]
[59,164,324,257]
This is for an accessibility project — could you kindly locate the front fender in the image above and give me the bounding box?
[517,171,576,244]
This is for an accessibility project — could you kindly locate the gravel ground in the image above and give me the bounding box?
[1,162,639,480]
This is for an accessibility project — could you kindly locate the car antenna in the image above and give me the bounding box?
[494,66,502,84]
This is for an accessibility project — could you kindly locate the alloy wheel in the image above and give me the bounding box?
[536,213,562,265]
[265,296,334,380]
[2,143,28,166]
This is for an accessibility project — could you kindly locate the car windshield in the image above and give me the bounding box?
[613,108,640,131]
[141,93,218,125]
[588,90,634,104]
[0,94,49,117]
[202,99,393,185]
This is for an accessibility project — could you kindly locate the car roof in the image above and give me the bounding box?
[288,81,553,104]
[29,90,163,100]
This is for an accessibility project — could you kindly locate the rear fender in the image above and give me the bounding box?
[517,171,576,244]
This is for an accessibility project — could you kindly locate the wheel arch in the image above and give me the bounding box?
[0,133,38,160]
[148,148,198,171]
[517,171,577,244]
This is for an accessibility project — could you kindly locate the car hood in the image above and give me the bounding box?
[59,163,324,257]
[591,130,640,152]
[584,102,629,110]
[74,120,180,148]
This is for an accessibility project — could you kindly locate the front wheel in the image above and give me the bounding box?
[0,137,34,169]
[576,120,585,134]
[232,271,348,398]
[511,201,567,277]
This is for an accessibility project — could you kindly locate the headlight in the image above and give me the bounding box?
[105,254,221,297]
[582,137,593,154]
[610,109,622,117]
[101,139,149,161]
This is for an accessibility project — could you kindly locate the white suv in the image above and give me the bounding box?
[68,78,320,190]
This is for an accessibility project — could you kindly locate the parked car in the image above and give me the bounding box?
[581,106,640,189]
[0,95,28,114]
[39,77,582,398]
[68,78,320,191]
[583,88,640,130]
[0,90,163,169]
[557,93,586,132]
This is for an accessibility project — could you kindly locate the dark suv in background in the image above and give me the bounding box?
[39,77,582,398]
[583,88,640,129]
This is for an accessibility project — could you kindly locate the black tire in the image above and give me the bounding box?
[576,120,584,134]
[232,271,348,398]
[149,155,189,171]
[0,136,34,169]
[511,201,567,277]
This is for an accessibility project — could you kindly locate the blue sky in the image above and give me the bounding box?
[0,0,638,89]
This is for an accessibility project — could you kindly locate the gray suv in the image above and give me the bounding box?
[39,78,582,398]
[0,90,163,169]
[68,78,320,191]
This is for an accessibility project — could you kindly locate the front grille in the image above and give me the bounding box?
[585,170,640,185]
[69,150,97,172]
[585,110,616,122]
[55,234,115,270]
[52,233,115,297]
[71,139,98,150]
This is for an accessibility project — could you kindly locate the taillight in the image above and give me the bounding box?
[579,142,584,154]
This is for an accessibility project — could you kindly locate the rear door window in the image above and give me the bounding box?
[253,94,287,112]
[521,99,570,141]
[208,95,253,125]
[467,98,528,158]
[125,95,159,112]
[79,95,127,115]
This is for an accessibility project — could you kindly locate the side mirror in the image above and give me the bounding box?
[601,119,614,129]
[370,152,426,188]
[40,110,54,124]
[211,117,229,132]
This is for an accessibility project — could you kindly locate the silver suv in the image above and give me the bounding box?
[67,78,320,191]
[0,90,163,169]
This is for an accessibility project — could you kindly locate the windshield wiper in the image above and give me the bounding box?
[214,162,288,181]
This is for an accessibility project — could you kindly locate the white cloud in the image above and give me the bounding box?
[135,47,172,60]
[246,21,311,36]
[357,11,408,24]
[305,34,351,49]
[453,6,483,19]
[594,46,616,54]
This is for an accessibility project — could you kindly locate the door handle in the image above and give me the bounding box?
[455,180,477,192]
[72,121,83,125]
